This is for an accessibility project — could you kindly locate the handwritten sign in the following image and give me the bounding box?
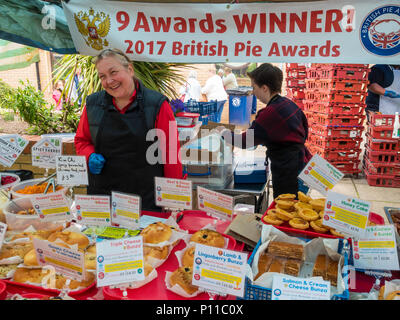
[96,236,145,287]
[75,195,111,227]
[111,191,141,230]
[298,154,344,196]
[0,222,7,251]
[323,191,371,238]
[353,225,400,271]
[0,134,28,167]
[192,243,247,297]
[33,238,85,281]
[31,137,62,169]
[31,193,72,221]
[155,177,192,210]
[272,275,331,300]
[56,155,88,186]
[197,186,234,221]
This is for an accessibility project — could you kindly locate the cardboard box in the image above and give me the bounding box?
[224,213,263,248]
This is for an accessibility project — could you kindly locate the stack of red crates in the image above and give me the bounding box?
[363,113,400,188]
[303,63,370,175]
[285,63,307,110]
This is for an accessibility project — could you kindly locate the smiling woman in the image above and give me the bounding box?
[74,48,182,211]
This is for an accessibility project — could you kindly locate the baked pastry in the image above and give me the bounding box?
[385,291,400,300]
[289,218,309,230]
[310,219,329,233]
[299,208,319,221]
[10,227,64,242]
[312,254,328,278]
[169,267,198,295]
[254,253,273,280]
[327,259,338,286]
[298,191,312,203]
[267,258,284,273]
[330,228,345,238]
[267,241,304,260]
[319,210,324,219]
[47,231,89,250]
[190,229,225,248]
[294,202,313,212]
[86,244,96,254]
[309,199,325,212]
[24,249,39,266]
[0,263,19,278]
[267,209,279,218]
[0,243,33,260]
[378,286,385,300]
[263,215,284,226]
[141,222,172,244]
[84,252,96,270]
[275,200,295,211]
[275,208,295,221]
[143,245,169,260]
[275,193,296,201]
[181,247,195,268]
[284,259,302,277]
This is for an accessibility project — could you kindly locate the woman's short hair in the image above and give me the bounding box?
[247,63,283,94]
[224,67,232,73]
[93,48,132,69]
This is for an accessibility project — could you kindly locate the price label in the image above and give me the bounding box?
[96,236,145,287]
[272,275,330,300]
[0,222,7,251]
[191,244,247,297]
[31,193,72,221]
[31,137,62,169]
[298,154,344,196]
[56,155,88,186]
[353,225,400,271]
[75,195,111,227]
[197,186,234,221]
[82,226,140,240]
[0,134,28,167]
[155,177,192,210]
[111,192,141,230]
[323,191,370,238]
[33,238,85,281]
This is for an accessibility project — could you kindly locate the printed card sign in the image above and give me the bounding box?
[75,195,111,227]
[272,275,331,300]
[353,225,400,271]
[0,222,7,251]
[323,191,371,238]
[0,134,28,167]
[155,177,192,210]
[96,236,145,287]
[111,191,141,230]
[33,238,85,281]
[31,137,62,168]
[197,186,234,221]
[298,154,344,196]
[56,155,88,186]
[192,243,247,297]
[31,193,72,221]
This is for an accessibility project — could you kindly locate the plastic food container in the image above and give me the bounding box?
[10,178,68,199]
[3,197,67,231]
[175,112,200,127]
[0,173,20,192]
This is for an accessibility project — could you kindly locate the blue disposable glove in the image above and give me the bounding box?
[384,90,400,99]
[88,153,105,174]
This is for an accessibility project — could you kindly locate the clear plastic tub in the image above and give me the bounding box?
[10,178,68,199]
[0,173,21,192]
[4,197,67,231]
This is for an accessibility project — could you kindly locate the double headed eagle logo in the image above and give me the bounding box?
[74,8,110,51]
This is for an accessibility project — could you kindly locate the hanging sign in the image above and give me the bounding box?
[63,0,400,64]
[56,155,88,186]
[0,134,28,167]
[31,137,62,169]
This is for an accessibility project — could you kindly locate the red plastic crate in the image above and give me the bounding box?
[309,135,363,150]
[285,78,305,87]
[306,66,369,80]
[314,63,369,69]
[286,87,305,99]
[286,69,307,78]
[316,79,369,92]
[367,124,397,140]
[368,113,396,127]
[305,90,366,104]
[364,145,399,164]
[286,63,307,69]
[303,100,365,115]
[311,113,365,126]
[365,172,400,188]
[331,161,361,174]
[366,133,400,152]
[364,158,400,177]
[310,124,364,139]
[311,146,362,162]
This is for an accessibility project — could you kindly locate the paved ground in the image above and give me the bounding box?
[219,101,400,222]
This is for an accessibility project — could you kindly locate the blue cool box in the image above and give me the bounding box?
[234,158,267,184]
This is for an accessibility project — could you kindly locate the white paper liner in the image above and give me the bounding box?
[382,279,400,300]
[0,264,18,279]
[110,268,158,290]
[144,245,172,269]
[247,224,346,298]
[175,243,195,268]
[0,256,23,265]
[165,271,203,298]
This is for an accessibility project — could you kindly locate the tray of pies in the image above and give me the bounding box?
[261,192,384,240]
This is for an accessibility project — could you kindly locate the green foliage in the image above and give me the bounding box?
[0,79,16,110]
[246,63,257,74]
[2,111,15,122]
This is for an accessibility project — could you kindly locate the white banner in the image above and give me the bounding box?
[62,0,400,63]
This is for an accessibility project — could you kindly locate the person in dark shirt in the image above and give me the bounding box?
[220,63,312,199]
[366,64,400,119]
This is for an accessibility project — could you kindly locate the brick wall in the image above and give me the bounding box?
[0,134,87,195]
